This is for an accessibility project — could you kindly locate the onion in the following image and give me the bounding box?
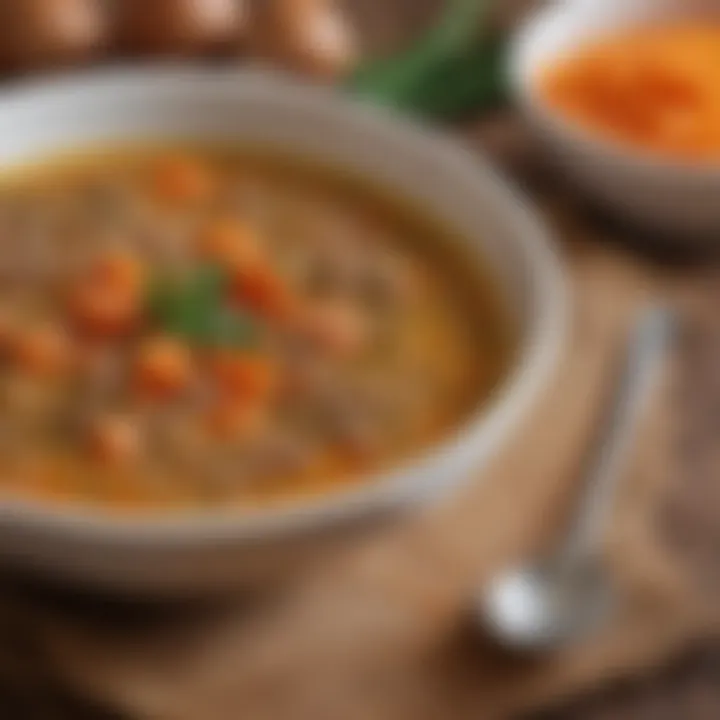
[248,0,358,80]
[115,0,247,56]
[0,0,106,71]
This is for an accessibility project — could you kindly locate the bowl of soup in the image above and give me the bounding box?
[0,68,565,593]
[510,0,720,241]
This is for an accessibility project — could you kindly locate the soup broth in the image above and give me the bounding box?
[0,148,510,511]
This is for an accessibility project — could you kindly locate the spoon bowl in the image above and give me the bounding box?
[481,558,614,651]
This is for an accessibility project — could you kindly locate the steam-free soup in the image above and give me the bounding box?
[0,149,509,511]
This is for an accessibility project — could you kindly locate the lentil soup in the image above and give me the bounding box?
[0,148,510,512]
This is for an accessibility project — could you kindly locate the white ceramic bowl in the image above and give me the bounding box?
[510,0,720,241]
[0,68,565,595]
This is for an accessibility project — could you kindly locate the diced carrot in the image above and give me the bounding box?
[68,251,146,337]
[91,250,146,295]
[69,279,142,337]
[231,266,297,323]
[11,324,72,378]
[134,336,193,399]
[89,414,142,466]
[151,155,214,205]
[299,301,369,357]
[196,217,264,270]
[209,351,277,402]
[205,401,267,441]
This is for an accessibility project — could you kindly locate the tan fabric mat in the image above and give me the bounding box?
[0,114,713,720]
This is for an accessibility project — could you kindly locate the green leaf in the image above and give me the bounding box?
[146,265,257,350]
[395,37,508,118]
[347,0,490,102]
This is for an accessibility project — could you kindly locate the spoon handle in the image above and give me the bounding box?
[558,306,674,565]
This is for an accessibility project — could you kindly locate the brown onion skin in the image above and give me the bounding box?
[114,0,246,57]
[0,0,106,72]
[247,0,358,80]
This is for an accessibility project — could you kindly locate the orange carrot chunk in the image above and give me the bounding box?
[196,217,264,270]
[92,250,146,295]
[299,301,369,357]
[11,324,72,378]
[69,280,142,337]
[69,250,146,337]
[209,351,277,402]
[89,414,142,465]
[134,336,193,399]
[205,401,267,441]
[231,266,296,323]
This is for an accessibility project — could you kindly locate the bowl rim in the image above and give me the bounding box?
[0,66,567,545]
[508,0,720,180]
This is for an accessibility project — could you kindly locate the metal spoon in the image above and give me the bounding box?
[479,306,675,652]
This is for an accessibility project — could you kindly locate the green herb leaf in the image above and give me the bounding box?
[347,0,490,103]
[147,265,257,350]
[395,37,508,118]
[346,1,508,119]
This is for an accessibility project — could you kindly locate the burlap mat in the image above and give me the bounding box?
[0,112,714,720]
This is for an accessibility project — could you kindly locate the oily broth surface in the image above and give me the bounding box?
[0,147,511,513]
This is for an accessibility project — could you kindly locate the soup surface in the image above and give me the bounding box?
[0,148,509,512]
